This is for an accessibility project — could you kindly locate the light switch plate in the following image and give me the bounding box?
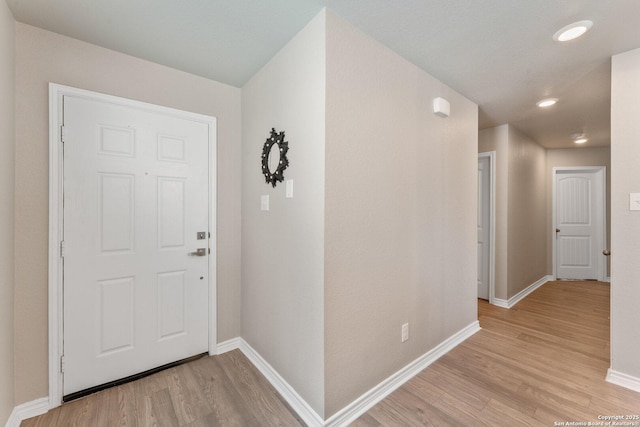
[630,193,640,211]
[286,180,294,198]
[261,195,269,211]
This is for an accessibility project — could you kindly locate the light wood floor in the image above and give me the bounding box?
[21,350,305,427]
[353,280,640,426]
[22,281,640,426]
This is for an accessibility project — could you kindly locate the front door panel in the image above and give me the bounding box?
[63,95,210,396]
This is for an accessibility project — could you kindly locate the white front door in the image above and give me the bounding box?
[63,94,211,396]
[477,155,490,300]
[554,168,606,281]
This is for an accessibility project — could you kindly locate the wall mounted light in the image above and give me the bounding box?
[433,97,450,118]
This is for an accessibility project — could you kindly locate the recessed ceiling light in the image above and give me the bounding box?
[553,20,593,42]
[570,132,588,144]
[537,98,558,108]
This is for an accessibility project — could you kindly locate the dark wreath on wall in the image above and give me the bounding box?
[261,128,289,187]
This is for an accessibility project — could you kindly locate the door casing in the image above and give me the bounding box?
[47,83,217,408]
[552,166,607,281]
[478,151,496,304]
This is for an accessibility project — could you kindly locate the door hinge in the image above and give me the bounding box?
[60,125,66,143]
[60,355,65,373]
[60,240,65,258]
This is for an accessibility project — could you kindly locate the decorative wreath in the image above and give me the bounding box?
[261,128,289,187]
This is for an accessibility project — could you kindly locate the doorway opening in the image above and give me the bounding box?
[478,151,495,303]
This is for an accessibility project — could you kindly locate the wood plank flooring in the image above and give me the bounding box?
[21,350,305,427]
[353,280,640,426]
[22,280,640,426]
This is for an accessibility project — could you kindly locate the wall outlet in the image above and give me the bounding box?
[401,323,409,342]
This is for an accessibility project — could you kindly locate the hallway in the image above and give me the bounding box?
[354,281,639,426]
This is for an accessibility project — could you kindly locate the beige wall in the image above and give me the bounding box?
[324,11,478,417]
[242,10,480,419]
[479,125,508,299]
[610,48,640,380]
[546,147,611,277]
[0,0,15,423]
[478,125,547,301]
[506,127,547,297]
[14,23,242,404]
[241,11,326,415]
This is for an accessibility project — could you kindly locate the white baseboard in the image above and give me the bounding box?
[324,321,481,427]
[238,339,325,427]
[492,298,509,308]
[216,337,242,354]
[236,322,480,427]
[3,411,18,427]
[606,368,640,393]
[5,397,49,427]
[8,324,481,427]
[492,275,552,309]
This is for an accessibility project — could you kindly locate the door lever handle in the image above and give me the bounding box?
[189,248,207,256]
[556,228,560,233]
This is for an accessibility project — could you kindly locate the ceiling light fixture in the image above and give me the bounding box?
[570,132,588,144]
[537,98,558,108]
[553,20,593,42]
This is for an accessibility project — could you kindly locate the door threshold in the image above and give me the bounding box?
[63,352,208,403]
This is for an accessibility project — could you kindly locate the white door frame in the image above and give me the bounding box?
[47,83,217,408]
[552,166,607,281]
[478,151,496,304]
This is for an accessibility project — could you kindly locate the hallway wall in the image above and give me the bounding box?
[241,11,326,416]
[479,125,547,301]
[325,11,478,417]
[0,0,15,424]
[610,47,640,383]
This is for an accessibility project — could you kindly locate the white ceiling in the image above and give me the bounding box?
[8,0,640,148]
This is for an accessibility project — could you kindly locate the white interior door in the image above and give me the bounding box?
[477,155,490,300]
[63,95,210,396]
[554,168,605,281]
